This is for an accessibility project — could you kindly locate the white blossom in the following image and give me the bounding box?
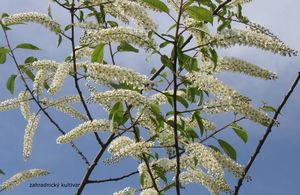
[202,57,278,80]
[108,136,154,162]
[113,187,136,195]
[115,0,157,31]
[0,97,21,111]
[87,63,152,90]
[23,114,40,160]
[0,169,49,191]
[56,119,110,144]
[2,12,61,33]
[18,91,31,120]
[90,89,149,110]
[33,68,47,96]
[79,27,156,51]
[140,188,159,195]
[48,63,70,95]
[214,29,297,56]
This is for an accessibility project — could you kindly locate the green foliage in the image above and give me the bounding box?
[6,74,17,94]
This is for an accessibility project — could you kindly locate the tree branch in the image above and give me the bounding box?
[233,72,300,194]
[88,171,139,183]
[213,0,232,15]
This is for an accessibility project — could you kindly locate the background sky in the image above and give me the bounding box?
[0,0,299,195]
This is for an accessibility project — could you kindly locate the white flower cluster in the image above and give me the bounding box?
[87,63,152,90]
[79,27,156,51]
[73,47,94,60]
[140,188,159,195]
[113,187,136,195]
[2,12,61,33]
[79,0,108,6]
[203,98,271,126]
[186,72,246,100]
[214,29,297,56]
[30,60,59,70]
[179,142,245,194]
[56,119,110,144]
[18,91,30,120]
[23,114,40,160]
[75,22,103,30]
[41,95,88,121]
[33,68,47,96]
[0,169,49,191]
[90,89,149,110]
[115,0,157,31]
[108,136,154,162]
[202,57,278,80]
[48,63,70,95]
[0,97,21,111]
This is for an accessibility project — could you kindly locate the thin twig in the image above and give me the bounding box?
[233,72,300,195]
[88,171,139,183]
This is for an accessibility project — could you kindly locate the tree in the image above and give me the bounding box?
[0,0,299,194]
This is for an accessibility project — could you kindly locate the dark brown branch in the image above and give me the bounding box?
[213,0,232,15]
[88,171,139,183]
[69,5,104,147]
[76,134,115,195]
[172,1,185,194]
[233,72,300,195]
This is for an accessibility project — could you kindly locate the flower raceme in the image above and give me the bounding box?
[1,12,61,33]
[0,169,49,191]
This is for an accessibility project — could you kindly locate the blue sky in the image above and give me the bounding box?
[0,0,300,195]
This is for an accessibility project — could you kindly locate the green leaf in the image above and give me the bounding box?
[24,56,38,64]
[6,74,17,94]
[161,55,173,71]
[91,43,105,63]
[107,20,118,27]
[16,43,40,50]
[208,145,222,153]
[57,34,62,48]
[0,169,4,175]
[186,6,213,24]
[0,47,10,64]
[117,42,139,53]
[141,0,169,13]
[176,95,189,108]
[231,123,248,143]
[260,105,277,113]
[19,65,35,81]
[218,139,237,160]
[193,111,205,135]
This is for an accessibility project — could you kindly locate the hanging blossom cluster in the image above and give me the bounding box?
[89,89,149,110]
[202,57,278,80]
[179,143,244,195]
[203,98,271,126]
[107,136,154,162]
[48,63,70,95]
[23,114,40,160]
[56,119,110,144]
[0,169,49,191]
[213,29,297,56]
[1,12,61,33]
[114,0,157,31]
[41,97,89,122]
[87,63,152,90]
[79,27,156,51]
[186,71,248,101]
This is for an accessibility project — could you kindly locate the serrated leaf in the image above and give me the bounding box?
[186,6,213,24]
[117,42,139,53]
[141,0,169,13]
[91,43,105,63]
[176,95,189,108]
[6,74,17,94]
[0,47,10,64]
[218,139,237,160]
[16,43,40,50]
[231,123,248,143]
